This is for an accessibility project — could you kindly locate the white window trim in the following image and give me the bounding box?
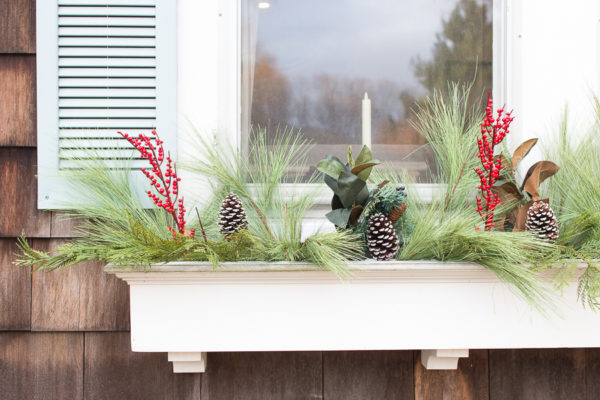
[177,0,509,207]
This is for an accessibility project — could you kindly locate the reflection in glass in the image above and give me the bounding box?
[241,0,492,181]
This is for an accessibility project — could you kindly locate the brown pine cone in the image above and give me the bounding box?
[388,203,407,223]
[218,193,248,237]
[367,213,400,261]
[525,201,559,242]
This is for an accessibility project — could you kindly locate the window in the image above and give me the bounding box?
[241,0,493,182]
[36,1,600,208]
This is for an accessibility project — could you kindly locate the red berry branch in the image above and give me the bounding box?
[118,130,194,238]
[474,93,514,231]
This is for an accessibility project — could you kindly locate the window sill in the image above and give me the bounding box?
[105,260,598,373]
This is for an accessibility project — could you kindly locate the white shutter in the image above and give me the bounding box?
[36,0,177,209]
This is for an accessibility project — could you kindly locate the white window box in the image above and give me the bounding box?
[105,261,600,373]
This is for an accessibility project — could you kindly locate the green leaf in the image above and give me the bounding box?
[337,171,366,208]
[324,174,338,193]
[326,208,351,228]
[316,155,346,179]
[355,145,372,166]
[347,146,354,168]
[355,184,370,206]
[351,161,379,181]
[331,194,344,210]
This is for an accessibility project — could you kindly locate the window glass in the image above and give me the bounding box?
[241,0,492,181]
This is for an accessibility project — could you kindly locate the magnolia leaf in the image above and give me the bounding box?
[498,153,513,179]
[514,198,549,231]
[511,138,538,170]
[337,171,367,208]
[514,200,535,232]
[351,162,379,181]
[522,161,560,200]
[351,162,378,175]
[324,173,338,193]
[493,182,523,202]
[355,184,370,206]
[316,155,346,179]
[508,208,519,226]
[348,205,364,226]
[331,194,343,210]
[355,145,373,166]
[326,208,351,228]
[492,183,522,231]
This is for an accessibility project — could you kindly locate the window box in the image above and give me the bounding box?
[105,260,600,373]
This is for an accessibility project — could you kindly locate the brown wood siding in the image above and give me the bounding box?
[0,238,31,330]
[323,350,414,400]
[0,55,36,146]
[0,148,51,237]
[489,349,588,400]
[201,351,323,399]
[1,1,600,399]
[0,332,84,400]
[30,239,129,331]
[0,0,35,54]
[84,332,201,400]
[414,350,489,400]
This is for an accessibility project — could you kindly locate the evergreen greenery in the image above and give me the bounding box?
[14,83,600,312]
[544,104,600,309]
[16,128,363,275]
[371,83,558,310]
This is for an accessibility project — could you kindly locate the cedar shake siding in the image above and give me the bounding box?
[1,1,600,399]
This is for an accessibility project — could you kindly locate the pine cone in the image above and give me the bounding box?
[525,201,559,242]
[218,193,248,237]
[388,202,407,224]
[367,213,400,261]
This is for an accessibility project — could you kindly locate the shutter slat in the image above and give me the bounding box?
[59,0,155,5]
[58,160,149,170]
[59,77,156,87]
[59,118,156,128]
[59,47,155,57]
[59,26,156,36]
[59,128,156,138]
[59,16,155,27]
[59,6,155,17]
[59,57,156,67]
[59,87,156,97]
[59,37,156,46]
[59,67,156,77]
[60,138,151,147]
[59,108,156,118]
[59,98,156,107]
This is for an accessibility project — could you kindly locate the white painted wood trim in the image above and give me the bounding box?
[36,0,60,209]
[106,261,600,373]
[421,349,469,370]
[168,352,207,373]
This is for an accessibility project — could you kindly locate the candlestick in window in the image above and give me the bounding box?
[362,92,371,149]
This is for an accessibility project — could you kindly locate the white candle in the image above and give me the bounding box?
[362,92,372,149]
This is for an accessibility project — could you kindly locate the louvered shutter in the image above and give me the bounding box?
[36,0,177,209]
